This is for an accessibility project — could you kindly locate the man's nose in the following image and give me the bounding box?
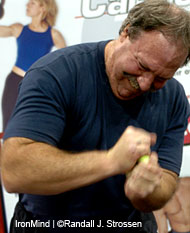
[137,72,155,91]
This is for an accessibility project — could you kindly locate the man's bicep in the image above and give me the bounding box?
[3,137,36,150]
[1,137,35,192]
[2,137,38,169]
[1,137,56,193]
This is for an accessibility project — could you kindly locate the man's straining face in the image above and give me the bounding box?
[105,30,188,100]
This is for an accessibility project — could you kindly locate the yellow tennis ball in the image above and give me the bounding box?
[138,155,150,164]
[126,155,150,177]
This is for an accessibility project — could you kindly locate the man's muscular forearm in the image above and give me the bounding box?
[1,127,157,196]
[1,137,116,195]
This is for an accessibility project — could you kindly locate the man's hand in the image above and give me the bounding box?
[107,126,157,174]
[123,152,178,212]
[124,152,162,199]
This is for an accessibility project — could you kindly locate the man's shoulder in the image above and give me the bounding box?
[27,41,106,72]
[160,78,186,98]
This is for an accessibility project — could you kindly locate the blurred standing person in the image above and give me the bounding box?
[154,177,190,233]
[0,0,66,131]
[0,0,5,19]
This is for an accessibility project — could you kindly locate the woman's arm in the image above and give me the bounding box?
[0,23,23,37]
[51,28,66,49]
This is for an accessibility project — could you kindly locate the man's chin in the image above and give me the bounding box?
[117,91,142,100]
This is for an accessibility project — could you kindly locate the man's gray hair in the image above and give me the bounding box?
[119,0,190,65]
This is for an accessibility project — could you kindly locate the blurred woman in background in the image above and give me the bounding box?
[0,0,66,131]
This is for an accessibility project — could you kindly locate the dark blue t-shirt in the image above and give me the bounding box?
[4,41,190,225]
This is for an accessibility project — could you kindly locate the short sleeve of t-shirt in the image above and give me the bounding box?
[4,56,75,147]
[154,80,190,174]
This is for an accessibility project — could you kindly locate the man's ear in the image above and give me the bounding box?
[120,26,129,42]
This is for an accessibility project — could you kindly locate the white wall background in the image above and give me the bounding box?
[0,0,190,232]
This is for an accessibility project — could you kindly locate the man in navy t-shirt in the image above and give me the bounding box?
[2,1,190,233]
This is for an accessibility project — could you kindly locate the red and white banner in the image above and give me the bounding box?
[184,96,190,145]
